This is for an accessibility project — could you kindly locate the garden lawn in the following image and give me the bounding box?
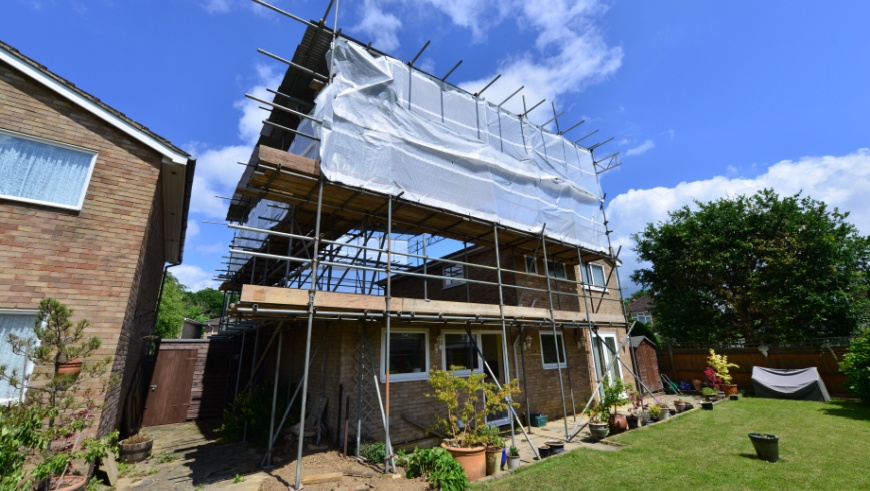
[476,398,870,491]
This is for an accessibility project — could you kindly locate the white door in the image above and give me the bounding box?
[591,332,623,395]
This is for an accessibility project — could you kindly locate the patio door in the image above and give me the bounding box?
[591,332,623,396]
[481,333,510,426]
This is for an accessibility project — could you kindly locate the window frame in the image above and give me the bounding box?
[581,263,607,290]
[524,256,538,274]
[547,260,567,279]
[539,331,567,369]
[0,309,39,404]
[440,331,483,376]
[0,128,98,211]
[380,327,430,383]
[442,264,465,289]
[631,312,653,325]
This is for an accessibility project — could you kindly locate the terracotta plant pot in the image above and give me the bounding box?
[118,438,154,463]
[57,359,82,378]
[49,475,87,491]
[692,379,702,390]
[442,443,486,481]
[720,384,738,396]
[608,414,627,435]
[485,446,502,476]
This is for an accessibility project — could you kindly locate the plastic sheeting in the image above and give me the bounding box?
[751,366,831,402]
[290,39,608,253]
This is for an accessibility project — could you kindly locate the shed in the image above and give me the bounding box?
[630,336,663,392]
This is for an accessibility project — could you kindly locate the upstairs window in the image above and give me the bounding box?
[524,256,538,274]
[547,260,567,279]
[443,265,465,288]
[581,263,606,287]
[0,130,97,210]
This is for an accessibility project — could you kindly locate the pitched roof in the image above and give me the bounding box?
[626,295,654,313]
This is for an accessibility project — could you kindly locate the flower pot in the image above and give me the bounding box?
[692,379,702,390]
[608,414,627,435]
[701,401,714,410]
[442,443,486,481]
[589,422,608,440]
[674,402,686,413]
[748,433,779,463]
[49,475,87,491]
[118,438,154,463]
[485,446,503,476]
[683,403,694,411]
[730,394,739,401]
[626,415,638,429]
[57,359,82,378]
[718,391,726,400]
[545,441,564,455]
[720,384,738,396]
[507,454,520,470]
[659,408,671,421]
[537,444,551,459]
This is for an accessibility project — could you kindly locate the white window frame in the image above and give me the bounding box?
[631,312,654,325]
[591,331,624,390]
[443,264,465,289]
[524,256,538,274]
[582,263,607,291]
[547,260,567,279]
[0,128,98,211]
[440,331,483,376]
[539,331,567,369]
[0,309,39,404]
[380,328,430,383]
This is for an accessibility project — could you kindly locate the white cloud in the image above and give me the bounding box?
[352,0,403,52]
[201,0,232,14]
[173,264,217,292]
[187,219,200,239]
[625,139,654,157]
[607,149,870,293]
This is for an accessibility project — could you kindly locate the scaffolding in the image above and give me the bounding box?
[212,2,652,488]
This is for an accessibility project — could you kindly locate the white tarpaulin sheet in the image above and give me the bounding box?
[290,39,607,252]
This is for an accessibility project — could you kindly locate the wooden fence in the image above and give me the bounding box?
[656,345,849,396]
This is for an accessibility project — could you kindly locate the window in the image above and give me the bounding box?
[443,265,465,288]
[0,130,98,210]
[442,333,481,373]
[380,329,429,382]
[524,256,538,274]
[581,263,606,287]
[0,311,38,403]
[547,260,567,279]
[540,332,566,369]
[631,312,653,325]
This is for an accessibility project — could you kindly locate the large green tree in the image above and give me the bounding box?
[631,189,870,344]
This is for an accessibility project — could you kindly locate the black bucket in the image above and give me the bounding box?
[546,441,565,455]
[748,433,779,463]
[537,445,551,459]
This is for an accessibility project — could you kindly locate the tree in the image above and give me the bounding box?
[154,273,190,339]
[184,287,225,320]
[841,327,870,403]
[631,189,870,344]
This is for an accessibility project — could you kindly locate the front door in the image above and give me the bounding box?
[142,348,197,427]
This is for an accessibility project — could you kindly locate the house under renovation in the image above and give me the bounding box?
[215,3,646,486]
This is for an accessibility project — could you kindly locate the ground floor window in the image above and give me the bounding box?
[0,310,38,403]
[442,333,482,373]
[380,329,429,382]
[540,331,567,369]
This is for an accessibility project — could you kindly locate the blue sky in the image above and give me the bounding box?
[3,0,869,293]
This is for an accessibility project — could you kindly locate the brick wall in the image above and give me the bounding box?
[0,59,167,437]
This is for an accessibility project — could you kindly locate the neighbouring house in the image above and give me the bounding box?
[180,317,223,339]
[0,40,195,438]
[627,294,655,326]
[210,22,637,470]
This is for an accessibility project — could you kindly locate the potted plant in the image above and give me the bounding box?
[601,378,631,435]
[428,367,519,481]
[118,432,154,463]
[506,446,520,470]
[584,402,609,440]
[648,403,662,422]
[673,399,686,413]
[707,349,739,395]
[657,401,671,420]
[748,433,779,463]
[701,387,718,402]
[479,425,504,476]
[0,299,118,490]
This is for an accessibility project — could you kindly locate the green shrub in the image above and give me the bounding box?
[402,446,469,491]
[218,385,298,445]
[841,329,870,403]
[359,441,386,464]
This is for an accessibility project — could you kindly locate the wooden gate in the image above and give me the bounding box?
[142,348,197,427]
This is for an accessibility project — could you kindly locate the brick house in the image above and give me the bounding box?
[626,294,655,325]
[0,40,195,437]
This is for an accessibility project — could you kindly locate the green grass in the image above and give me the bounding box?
[476,398,870,491]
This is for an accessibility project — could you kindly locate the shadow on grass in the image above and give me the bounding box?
[819,400,870,422]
